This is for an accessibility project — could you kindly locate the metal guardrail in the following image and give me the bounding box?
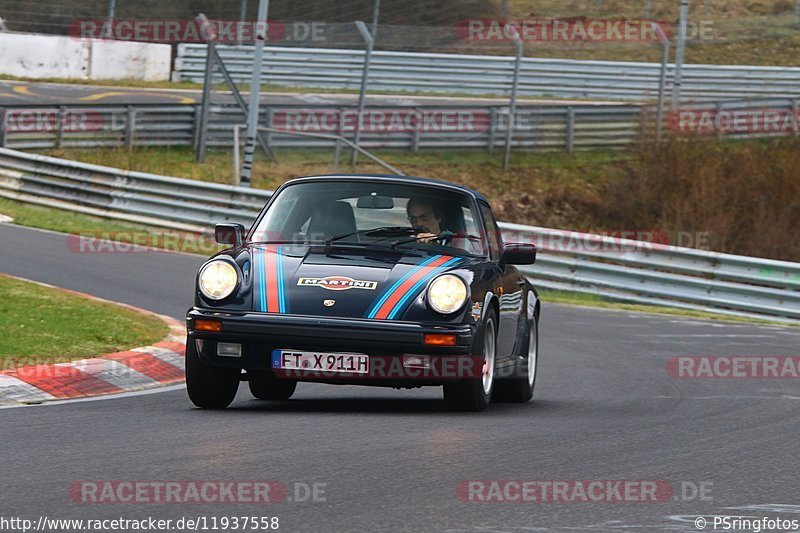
[4,99,797,153]
[0,102,643,152]
[0,147,797,324]
[173,45,800,102]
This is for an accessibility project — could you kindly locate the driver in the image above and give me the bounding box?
[406,197,444,244]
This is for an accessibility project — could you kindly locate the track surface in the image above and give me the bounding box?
[1,223,800,532]
[0,80,615,107]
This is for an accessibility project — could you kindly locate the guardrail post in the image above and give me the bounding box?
[125,105,136,150]
[192,105,201,150]
[488,108,496,154]
[566,107,575,154]
[793,99,799,137]
[0,108,6,147]
[56,106,66,149]
[671,0,689,109]
[411,107,421,152]
[266,107,274,149]
[716,102,725,141]
[333,139,342,172]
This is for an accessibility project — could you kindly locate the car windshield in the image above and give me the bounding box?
[249,180,487,257]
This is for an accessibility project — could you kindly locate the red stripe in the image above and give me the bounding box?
[374,255,452,320]
[265,246,281,313]
[105,351,184,383]
[5,365,123,398]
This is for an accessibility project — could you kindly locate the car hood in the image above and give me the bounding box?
[245,244,473,320]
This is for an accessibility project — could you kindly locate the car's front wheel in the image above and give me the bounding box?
[443,309,497,412]
[185,336,240,409]
[248,370,297,400]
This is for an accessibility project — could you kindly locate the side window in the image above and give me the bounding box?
[480,204,503,261]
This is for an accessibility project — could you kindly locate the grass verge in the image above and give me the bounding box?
[0,275,168,367]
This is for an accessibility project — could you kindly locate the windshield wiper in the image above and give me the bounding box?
[390,232,483,248]
[325,226,417,245]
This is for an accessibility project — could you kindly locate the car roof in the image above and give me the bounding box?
[283,174,491,205]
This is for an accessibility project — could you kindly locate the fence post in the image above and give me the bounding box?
[125,105,136,150]
[239,0,269,187]
[671,0,689,109]
[503,27,523,171]
[655,23,670,143]
[0,108,7,147]
[793,99,799,137]
[333,139,342,172]
[351,21,374,165]
[566,107,575,154]
[196,26,216,163]
[716,102,725,141]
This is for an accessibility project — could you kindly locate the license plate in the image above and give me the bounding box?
[272,350,369,374]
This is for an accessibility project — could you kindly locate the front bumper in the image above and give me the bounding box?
[186,308,478,383]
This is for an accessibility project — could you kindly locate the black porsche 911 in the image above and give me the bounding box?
[186,174,540,411]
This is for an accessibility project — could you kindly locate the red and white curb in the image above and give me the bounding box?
[0,279,186,406]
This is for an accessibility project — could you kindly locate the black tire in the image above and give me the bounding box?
[443,309,498,412]
[493,315,538,403]
[185,336,240,409]
[248,370,297,400]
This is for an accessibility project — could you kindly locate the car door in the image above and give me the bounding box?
[479,204,524,361]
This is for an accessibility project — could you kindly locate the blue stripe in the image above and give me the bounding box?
[387,257,463,319]
[366,255,442,319]
[276,246,286,314]
[258,247,267,312]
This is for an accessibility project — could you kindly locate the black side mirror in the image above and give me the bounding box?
[501,243,536,265]
[214,223,246,246]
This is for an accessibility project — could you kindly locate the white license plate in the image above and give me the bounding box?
[272,350,370,374]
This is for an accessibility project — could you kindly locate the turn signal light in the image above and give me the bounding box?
[195,319,222,332]
[424,334,456,346]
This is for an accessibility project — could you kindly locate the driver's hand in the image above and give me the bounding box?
[415,232,438,243]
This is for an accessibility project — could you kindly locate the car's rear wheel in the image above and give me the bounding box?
[494,315,538,403]
[443,309,497,412]
[248,370,297,400]
[185,336,240,409]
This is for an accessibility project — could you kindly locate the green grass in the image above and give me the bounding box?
[0,197,223,256]
[0,275,168,367]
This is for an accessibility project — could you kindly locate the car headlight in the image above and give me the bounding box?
[198,260,238,301]
[427,274,468,314]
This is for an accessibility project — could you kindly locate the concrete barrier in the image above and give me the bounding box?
[0,32,171,81]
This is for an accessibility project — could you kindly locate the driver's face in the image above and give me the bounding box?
[407,203,442,234]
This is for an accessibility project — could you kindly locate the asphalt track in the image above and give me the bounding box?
[0,80,614,107]
[1,222,800,532]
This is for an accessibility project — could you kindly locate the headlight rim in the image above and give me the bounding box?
[198,258,240,301]
[426,273,469,315]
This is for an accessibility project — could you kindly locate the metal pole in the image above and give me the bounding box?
[105,0,116,38]
[196,19,215,163]
[796,0,800,25]
[240,0,269,187]
[644,0,651,18]
[0,108,6,147]
[233,125,241,183]
[371,0,381,38]
[671,0,689,110]
[655,24,670,143]
[503,27,523,171]
[566,107,575,154]
[351,21,374,166]
[239,0,247,45]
